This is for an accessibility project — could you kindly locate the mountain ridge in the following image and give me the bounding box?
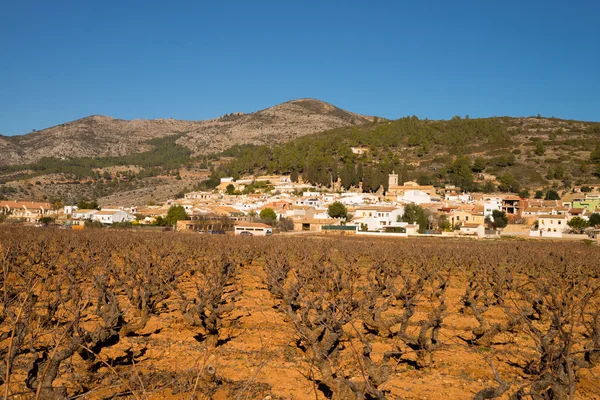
[0,99,374,166]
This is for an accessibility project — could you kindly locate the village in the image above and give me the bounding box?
[1,171,599,241]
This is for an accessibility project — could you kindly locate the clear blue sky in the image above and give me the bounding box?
[1,0,599,136]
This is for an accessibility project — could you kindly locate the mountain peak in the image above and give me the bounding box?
[0,99,373,166]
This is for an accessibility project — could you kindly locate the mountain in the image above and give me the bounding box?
[178,99,374,154]
[0,99,373,166]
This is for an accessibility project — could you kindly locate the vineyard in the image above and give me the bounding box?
[1,228,599,399]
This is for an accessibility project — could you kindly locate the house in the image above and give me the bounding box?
[295,197,321,207]
[91,210,135,225]
[387,173,436,196]
[449,210,485,227]
[567,208,587,220]
[571,194,600,213]
[531,214,566,238]
[459,223,485,236]
[293,218,341,232]
[178,213,234,232]
[234,222,273,236]
[481,196,502,218]
[184,191,218,201]
[0,201,54,222]
[171,200,194,213]
[216,178,246,192]
[350,206,404,231]
[285,205,316,220]
[135,206,168,224]
[63,205,78,214]
[501,195,525,219]
[397,189,433,205]
[72,209,98,220]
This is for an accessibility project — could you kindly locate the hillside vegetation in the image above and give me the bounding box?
[2,112,600,204]
[207,115,600,193]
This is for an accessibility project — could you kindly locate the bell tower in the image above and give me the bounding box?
[388,171,398,188]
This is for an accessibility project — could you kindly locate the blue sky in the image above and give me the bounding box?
[1,0,599,136]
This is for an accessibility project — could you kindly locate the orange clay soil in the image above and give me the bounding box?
[74,262,599,400]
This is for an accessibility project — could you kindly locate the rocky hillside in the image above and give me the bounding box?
[178,98,374,153]
[0,99,373,166]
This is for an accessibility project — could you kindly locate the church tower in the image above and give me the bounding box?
[388,171,398,188]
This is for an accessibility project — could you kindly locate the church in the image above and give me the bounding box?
[386,171,436,197]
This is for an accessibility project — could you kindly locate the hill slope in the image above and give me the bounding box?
[213,115,600,192]
[0,99,373,166]
[178,98,373,153]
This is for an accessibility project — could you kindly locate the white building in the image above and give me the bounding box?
[72,209,98,220]
[350,206,404,231]
[530,214,566,238]
[234,223,273,236]
[92,210,135,225]
[398,190,432,205]
[482,197,503,219]
[185,191,218,201]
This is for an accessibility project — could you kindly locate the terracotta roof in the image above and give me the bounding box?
[234,222,273,229]
[538,214,566,219]
[213,206,244,215]
[94,210,126,216]
[0,201,52,209]
[295,218,340,225]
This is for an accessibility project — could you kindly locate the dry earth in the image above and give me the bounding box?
[83,256,600,399]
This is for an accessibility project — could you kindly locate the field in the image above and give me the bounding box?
[1,228,599,399]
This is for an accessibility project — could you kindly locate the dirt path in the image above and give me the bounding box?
[213,262,314,399]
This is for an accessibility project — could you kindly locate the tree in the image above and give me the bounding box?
[165,205,188,225]
[327,201,348,219]
[482,180,496,193]
[581,186,593,193]
[399,204,429,233]
[534,190,544,199]
[38,216,54,225]
[76,200,99,210]
[534,142,545,156]
[489,210,508,229]
[567,216,589,232]
[290,170,299,183]
[472,157,487,173]
[277,217,295,231]
[225,184,236,195]
[518,189,530,198]
[545,190,560,200]
[497,173,520,193]
[449,155,475,191]
[589,213,600,227]
[259,208,277,224]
